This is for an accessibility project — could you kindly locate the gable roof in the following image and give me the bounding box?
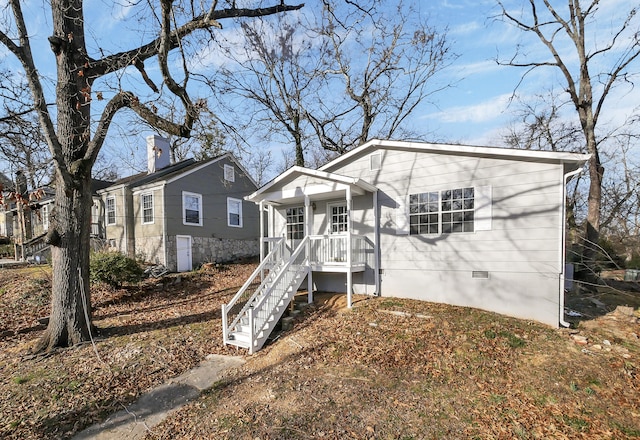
[245,166,377,204]
[99,153,258,193]
[320,139,591,173]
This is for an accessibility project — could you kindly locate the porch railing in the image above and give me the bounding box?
[309,234,368,266]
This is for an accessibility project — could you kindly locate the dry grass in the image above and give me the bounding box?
[0,264,638,439]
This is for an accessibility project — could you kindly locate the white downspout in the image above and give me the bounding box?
[559,166,584,327]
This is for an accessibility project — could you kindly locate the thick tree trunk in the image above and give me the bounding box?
[35,174,93,351]
[34,0,94,352]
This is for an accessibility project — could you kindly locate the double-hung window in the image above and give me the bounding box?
[227,197,243,227]
[409,187,475,235]
[182,192,202,226]
[106,196,116,225]
[141,193,154,224]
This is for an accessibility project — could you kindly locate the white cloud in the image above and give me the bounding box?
[423,93,513,124]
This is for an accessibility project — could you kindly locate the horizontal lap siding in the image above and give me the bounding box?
[332,149,563,274]
[326,148,565,326]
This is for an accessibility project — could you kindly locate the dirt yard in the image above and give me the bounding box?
[0,264,638,439]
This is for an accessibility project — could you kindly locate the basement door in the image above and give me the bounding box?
[176,235,192,272]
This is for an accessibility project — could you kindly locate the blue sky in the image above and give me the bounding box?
[1,0,638,179]
[422,0,640,146]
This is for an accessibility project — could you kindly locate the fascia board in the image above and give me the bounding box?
[320,139,591,171]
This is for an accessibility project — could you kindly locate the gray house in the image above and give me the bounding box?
[98,136,259,272]
[222,139,590,353]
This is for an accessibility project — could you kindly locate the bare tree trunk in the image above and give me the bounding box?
[35,0,93,351]
[35,173,92,351]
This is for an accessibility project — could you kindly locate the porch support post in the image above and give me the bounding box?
[304,195,313,304]
[346,186,353,308]
[374,190,380,296]
[259,201,264,262]
[268,204,275,238]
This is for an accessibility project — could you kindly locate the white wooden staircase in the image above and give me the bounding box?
[222,236,310,354]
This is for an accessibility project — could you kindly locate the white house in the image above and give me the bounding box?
[222,139,590,353]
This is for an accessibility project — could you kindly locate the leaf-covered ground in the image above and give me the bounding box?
[0,264,638,439]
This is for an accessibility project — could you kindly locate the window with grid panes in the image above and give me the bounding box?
[329,204,348,233]
[286,207,304,240]
[106,196,116,225]
[409,187,474,235]
[409,191,439,234]
[141,193,153,224]
[441,187,474,233]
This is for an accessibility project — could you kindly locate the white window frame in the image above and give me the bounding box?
[224,164,235,182]
[141,192,154,224]
[327,202,348,234]
[408,187,476,235]
[285,206,305,240]
[182,191,203,226]
[227,197,243,228]
[106,196,116,225]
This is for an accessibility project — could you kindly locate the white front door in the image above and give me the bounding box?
[176,235,192,272]
[328,203,348,262]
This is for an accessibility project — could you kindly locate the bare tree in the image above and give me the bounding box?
[316,0,452,153]
[504,92,583,153]
[0,0,303,352]
[208,0,453,166]
[0,70,52,188]
[496,0,640,271]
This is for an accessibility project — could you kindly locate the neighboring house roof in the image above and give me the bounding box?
[98,153,257,193]
[91,179,115,195]
[245,166,377,204]
[319,139,591,173]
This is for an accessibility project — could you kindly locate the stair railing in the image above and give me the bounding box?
[247,235,310,348]
[222,237,286,343]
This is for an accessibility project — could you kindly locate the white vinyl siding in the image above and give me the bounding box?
[227,197,243,227]
[182,191,202,226]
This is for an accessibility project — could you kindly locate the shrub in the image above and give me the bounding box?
[90,251,143,287]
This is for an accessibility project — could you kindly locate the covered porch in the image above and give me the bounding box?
[246,166,380,308]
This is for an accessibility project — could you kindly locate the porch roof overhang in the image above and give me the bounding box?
[245,166,377,205]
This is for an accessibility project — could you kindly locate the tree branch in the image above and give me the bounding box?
[89,3,304,80]
[5,0,69,188]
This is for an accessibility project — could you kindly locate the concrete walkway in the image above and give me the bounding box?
[73,354,244,440]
